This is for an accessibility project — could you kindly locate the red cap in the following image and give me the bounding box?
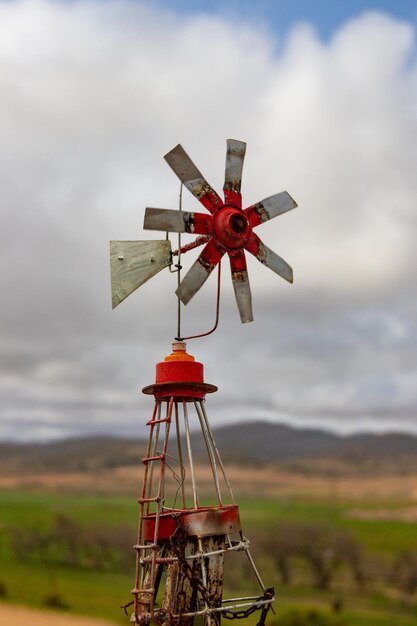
[142,342,217,399]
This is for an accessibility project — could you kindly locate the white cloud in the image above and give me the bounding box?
[0,1,416,440]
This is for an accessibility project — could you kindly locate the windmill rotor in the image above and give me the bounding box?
[143,139,297,323]
[111,139,297,324]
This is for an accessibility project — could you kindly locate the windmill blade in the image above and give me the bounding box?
[164,144,223,214]
[144,207,187,232]
[223,139,246,208]
[110,240,172,309]
[229,250,253,323]
[176,238,224,305]
[245,191,297,227]
[144,208,211,235]
[245,232,293,283]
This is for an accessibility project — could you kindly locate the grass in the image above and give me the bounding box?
[238,495,417,555]
[0,490,136,623]
[1,489,417,625]
[0,491,136,528]
[2,561,129,623]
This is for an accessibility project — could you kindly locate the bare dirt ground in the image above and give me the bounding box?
[1,463,417,504]
[0,603,117,626]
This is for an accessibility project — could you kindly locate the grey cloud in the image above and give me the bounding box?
[0,2,416,440]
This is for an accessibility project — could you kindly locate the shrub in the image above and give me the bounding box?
[43,592,69,609]
[390,550,417,598]
[270,607,343,626]
[0,580,7,597]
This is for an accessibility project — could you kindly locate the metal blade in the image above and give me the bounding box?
[245,191,297,227]
[223,139,246,207]
[110,240,172,308]
[229,250,253,323]
[245,232,293,283]
[164,144,223,214]
[144,208,187,233]
[176,238,224,304]
[144,208,211,235]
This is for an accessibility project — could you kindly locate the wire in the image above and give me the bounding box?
[178,259,221,342]
[176,183,183,340]
[174,182,222,342]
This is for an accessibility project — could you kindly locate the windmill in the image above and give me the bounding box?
[111,139,296,323]
[110,140,297,625]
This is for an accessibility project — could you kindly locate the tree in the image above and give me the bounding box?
[268,521,366,591]
[391,550,417,599]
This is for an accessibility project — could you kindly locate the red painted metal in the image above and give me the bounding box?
[141,141,296,326]
[186,212,212,234]
[171,199,265,304]
[143,505,241,542]
[197,236,224,272]
[223,188,242,209]
[245,203,269,228]
[143,381,217,400]
[229,248,248,274]
[245,231,270,265]
[172,234,210,256]
[213,205,251,250]
[157,358,203,384]
[198,188,224,214]
[142,341,217,399]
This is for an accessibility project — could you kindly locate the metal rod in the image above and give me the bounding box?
[154,398,174,518]
[243,536,266,592]
[181,260,222,341]
[139,402,158,532]
[140,539,250,563]
[153,597,274,620]
[222,595,263,603]
[176,182,183,340]
[149,397,174,617]
[134,401,160,617]
[146,401,162,510]
[195,400,223,506]
[197,536,209,595]
[199,400,235,504]
[173,234,210,256]
[183,399,199,508]
[174,401,187,508]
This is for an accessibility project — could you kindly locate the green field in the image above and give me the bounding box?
[1,490,417,625]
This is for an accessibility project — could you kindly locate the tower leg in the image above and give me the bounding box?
[161,540,199,625]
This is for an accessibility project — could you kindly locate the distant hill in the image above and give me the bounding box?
[1,422,417,475]
[190,422,340,463]
[191,423,417,472]
[0,437,144,473]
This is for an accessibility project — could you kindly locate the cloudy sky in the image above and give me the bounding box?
[1,0,417,441]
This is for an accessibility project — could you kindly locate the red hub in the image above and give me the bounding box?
[213,204,251,250]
